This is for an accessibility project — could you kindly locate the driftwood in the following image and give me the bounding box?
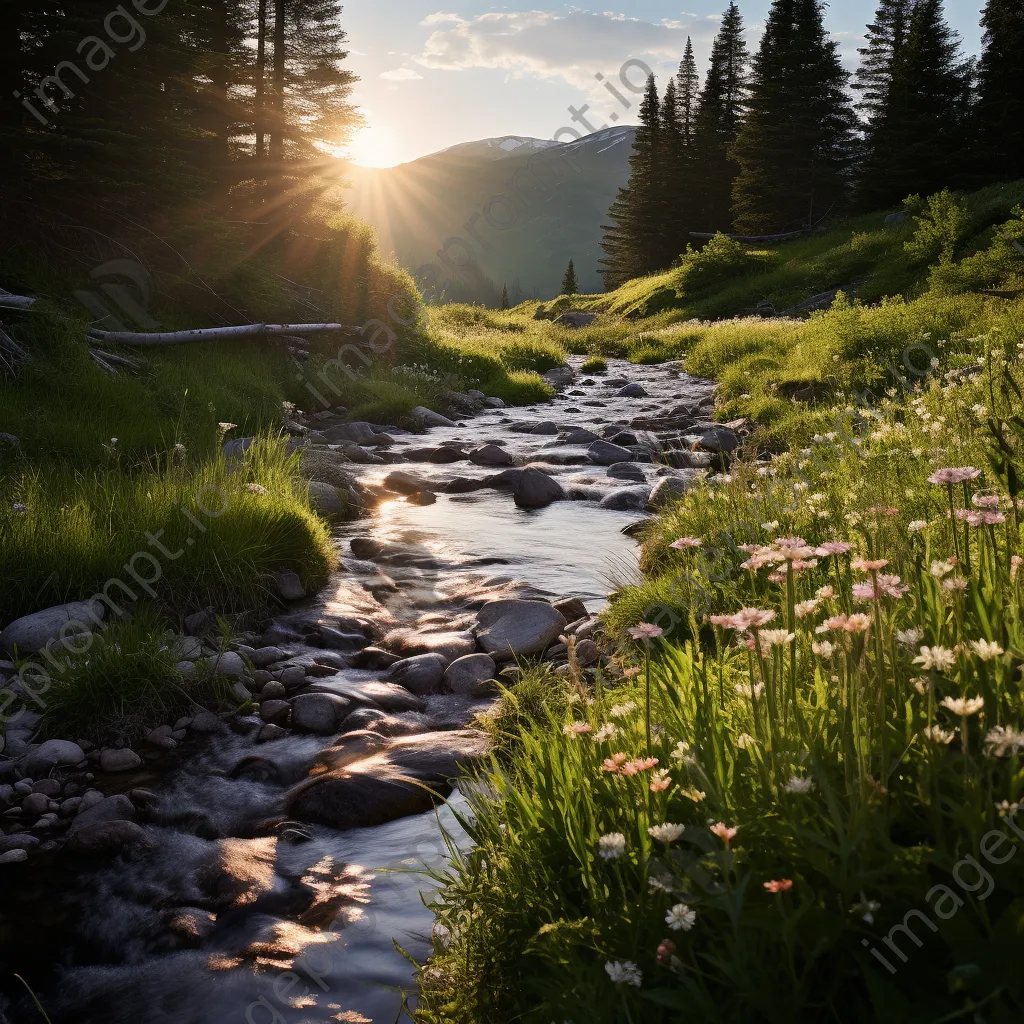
[0,290,36,310]
[86,323,360,346]
[689,229,812,244]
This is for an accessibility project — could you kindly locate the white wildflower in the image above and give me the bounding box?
[597,833,626,861]
[605,960,642,986]
[665,903,697,932]
[648,822,685,843]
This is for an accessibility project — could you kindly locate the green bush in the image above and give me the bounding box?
[678,234,760,296]
[582,356,608,373]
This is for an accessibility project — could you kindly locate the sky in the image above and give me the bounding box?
[339,2,986,168]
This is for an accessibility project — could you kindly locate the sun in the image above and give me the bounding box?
[341,123,401,168]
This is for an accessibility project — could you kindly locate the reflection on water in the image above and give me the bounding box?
[350,491,643,608]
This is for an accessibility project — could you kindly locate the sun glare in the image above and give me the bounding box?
[344,124,401,168]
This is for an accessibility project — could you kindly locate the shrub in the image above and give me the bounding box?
[678,234,760,296]
[582,356,608,373]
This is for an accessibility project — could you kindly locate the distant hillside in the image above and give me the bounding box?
[344,129,636,301]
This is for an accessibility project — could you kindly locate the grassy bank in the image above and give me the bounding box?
[419,344,1024,1024]
[415,188,1024,1022]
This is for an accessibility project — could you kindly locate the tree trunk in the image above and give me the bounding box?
[254,0,268,164]
[268,0,286,166]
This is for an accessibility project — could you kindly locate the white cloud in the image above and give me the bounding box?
[415,10,716,92]
[380,68,424,81]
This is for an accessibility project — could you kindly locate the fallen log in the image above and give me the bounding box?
[689,229,812,244]
[86,323,361,346]
[0,291,37,311]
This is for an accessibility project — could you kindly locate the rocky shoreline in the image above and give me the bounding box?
[0,356,723,1021]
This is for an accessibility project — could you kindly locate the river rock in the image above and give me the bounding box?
[259,700,291,724]
[576,639,600,666]
[608,462,646,482]
[412,407,457,428]
[23,739,86,777]
[21,792,50,819]
[65,820,149,854]
[308,481,347,518]
[287,730,492,830]
[475,600,567,661]
[251,647,287,667]
[600,486,650,511]
[68,794,135,833]
[469,444,514,467]
[189,711,224,733]
[693,425,740,454]
[553,597,588,623]
[513,468,566,509]
[443,654,497,694]
[649,476,694,507]
[0,849,27,865]
[274,571,306,602]
[0,834,38,854]
[383,471,432,496]
[530,421,559,436]
[261,680,286,700]
[212,651,247,679]
[356,681,427,712]
[588,440,634,466]
[99,748,142,773]
[290,693,352,735]
[562,428,600,445]
[483,397,506,409]
[617,383,648,398]
[352,647,401,670]
[390,653,448,695]
[0,600,104,654]
[399,632,476,661]
[321,422,381,446]
[318,625,366,652]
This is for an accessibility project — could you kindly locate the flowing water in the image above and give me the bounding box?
[0,359,714,1023]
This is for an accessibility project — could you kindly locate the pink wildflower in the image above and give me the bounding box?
[602,753,628,773]
[656,939,677,967]
[671,537,703,550]
[853,573,909,601]
[710,822,738,846]
[764,879,793,894]
[826,613,872,634]
[867,506,899,517]
[628,622,664,641]
[815,542,854,556]
[852,558,889,572]
[972,494,1001,509]
[928,467,982,485]
[563,722,593,736]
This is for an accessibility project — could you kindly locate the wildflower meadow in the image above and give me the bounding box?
[417,343,1024,1023]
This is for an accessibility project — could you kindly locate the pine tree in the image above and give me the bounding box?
[561,260,579,296]
[676,37,700,147]
[730,0,858,234]
[857,0,973,209]
[659,77,697,267]
[976,0,1024,184]
[501,283,511,309]
[600,75,664,287]
[853,0,913,122]
[691,3,749,231]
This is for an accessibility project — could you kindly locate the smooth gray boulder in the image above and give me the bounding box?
[399,631,476,661]
[475,600,567,661]
[65,820,149,854]
[600,487,650,511]
[23,739,86,777]
[608,462,646,482]
[307,481,347,518]
[99,748,142,773]
[383,471,432,496]
[412,406,457,428]
[287,730,492,830]
[274,571,306,602]
[513,468,566,509]
[553,597,588,623]
[617,383,649,398]
[0,600,104,655]
[469,444,514,467]
[390,653,448,695]
[321,422,381,446]
[562,428,601,445]
[68,794,135,834]
[444,654,497,694]
[588,440,634,466]
[693,425,740,455]
[531,421,559,435]
[212,651,248,679]
[290,693,352,735]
